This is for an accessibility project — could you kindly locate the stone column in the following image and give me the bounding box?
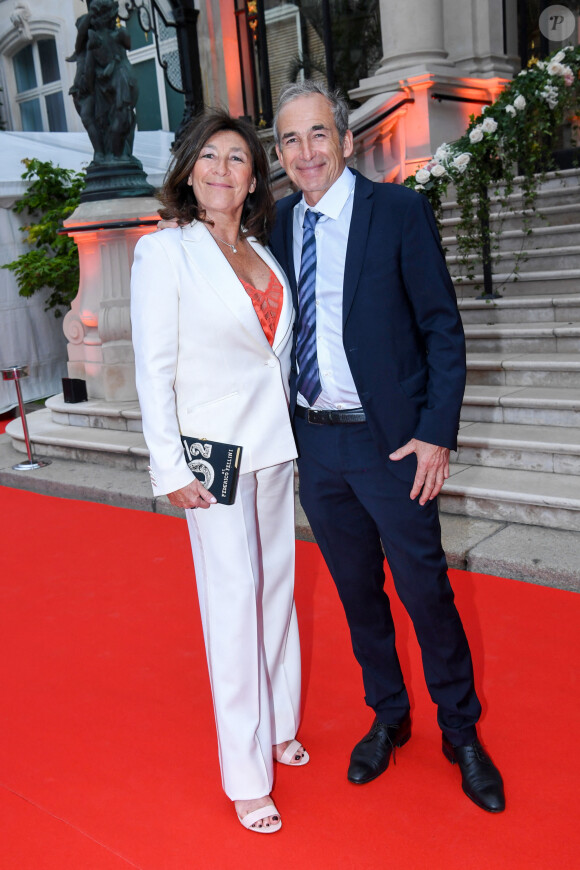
[444,0,516,76]
[375,0,450,79]
[63,198,159,402]
[355,0,515,98]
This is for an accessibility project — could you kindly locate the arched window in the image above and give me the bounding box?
[12,37,67,131]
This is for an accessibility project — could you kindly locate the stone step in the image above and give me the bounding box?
[45,393,143,431]
[456,421,580,474]
[440,464,580,531]
[12,388,580,451]
[6,407,149,469]
[441,170,580,221]
[443,222,580,253]
[466,352,580,387]
[448,245,580,276]
[453,268,580,298]
[461,385,580,426]
[463,320,580,352]
[8,402,580,535]
[442,167,580,204]
[443,194,580,225]
[442,201,580,234]
[458,294,580,324]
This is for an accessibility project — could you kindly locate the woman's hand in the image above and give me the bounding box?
[167,480,217,509]
[157,218,180,231]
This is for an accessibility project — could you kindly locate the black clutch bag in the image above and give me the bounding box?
[181,435,243,505]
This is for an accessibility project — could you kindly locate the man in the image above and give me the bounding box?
[269,80,504,813]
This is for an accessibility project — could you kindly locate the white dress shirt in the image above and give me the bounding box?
[292,166,362,410]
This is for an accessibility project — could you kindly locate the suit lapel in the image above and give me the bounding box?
[343,171,373,328]
[180,221,269,351]
[278,194,301,304]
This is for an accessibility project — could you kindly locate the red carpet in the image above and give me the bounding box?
[0,415,13,434]
[0,486,578,869]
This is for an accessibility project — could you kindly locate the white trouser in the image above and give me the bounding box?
[185,460,301,800]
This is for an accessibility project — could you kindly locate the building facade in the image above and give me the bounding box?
[2,3,578,158]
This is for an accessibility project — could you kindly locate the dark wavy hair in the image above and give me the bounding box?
[158,110,274,244]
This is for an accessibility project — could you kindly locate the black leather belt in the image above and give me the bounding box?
[294,405,366,425]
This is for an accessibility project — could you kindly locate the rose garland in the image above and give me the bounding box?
[404,45,580,292]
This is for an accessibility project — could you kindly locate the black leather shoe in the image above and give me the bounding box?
[442,736,505,813]
[347,714,411,784]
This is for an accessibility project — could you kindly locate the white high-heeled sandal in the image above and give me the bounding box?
[237,804,282,833]
[277,739,310,766]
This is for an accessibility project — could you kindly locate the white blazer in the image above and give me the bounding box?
[130,220,297,496]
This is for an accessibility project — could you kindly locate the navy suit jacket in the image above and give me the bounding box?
[269,169,466,483]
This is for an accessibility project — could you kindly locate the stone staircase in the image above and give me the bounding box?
[439,168,580,532]
[6,169,580,534]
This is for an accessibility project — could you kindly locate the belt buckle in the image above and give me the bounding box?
[307,409,322,424]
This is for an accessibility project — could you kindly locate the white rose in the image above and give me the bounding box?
[415,184,425,191]
[415,168,431,184]
[431,162,447,177]
[514,94,526,110]
[541,85,559,109]
[537,61,546,70]
[505,105,517,116]
[481,105,488,114]
[482,117,498,133]
[469,126,484,143]
[548,60,566,76]
[452,152,471,172]
[553,50,565,63]
[518,70,527,77]
[434,143,451,163]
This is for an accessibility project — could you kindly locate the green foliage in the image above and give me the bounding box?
[404,46,580,292]
[3,158,85,316]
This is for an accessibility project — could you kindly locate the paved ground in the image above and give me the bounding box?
[1,434,578,593]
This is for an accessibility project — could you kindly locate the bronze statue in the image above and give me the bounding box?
[67,0,154,200]
[69,0,138,163]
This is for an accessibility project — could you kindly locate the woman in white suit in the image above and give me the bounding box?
[130,112,306,833]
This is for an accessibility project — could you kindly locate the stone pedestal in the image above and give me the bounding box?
[81,157,155,203]
[350,74,510,185]
[63,197,159,402]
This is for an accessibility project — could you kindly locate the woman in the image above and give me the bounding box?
[130,111,307,833]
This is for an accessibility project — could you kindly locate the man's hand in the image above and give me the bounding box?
[157,218,180,231]
[389,439,450,505]
[167,479,216,510]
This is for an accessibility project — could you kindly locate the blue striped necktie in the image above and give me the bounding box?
[296,209,322,406]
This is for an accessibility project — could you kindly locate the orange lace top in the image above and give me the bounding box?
[240,270,283,346]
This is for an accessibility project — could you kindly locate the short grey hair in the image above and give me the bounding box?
[273,80,350,147]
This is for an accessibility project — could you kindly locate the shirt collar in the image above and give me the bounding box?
[295,166,355,223]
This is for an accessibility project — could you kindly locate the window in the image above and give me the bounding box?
[12,38,67,132]
[124,9,185,132]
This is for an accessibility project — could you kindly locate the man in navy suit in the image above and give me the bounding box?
[270,80,505,813]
